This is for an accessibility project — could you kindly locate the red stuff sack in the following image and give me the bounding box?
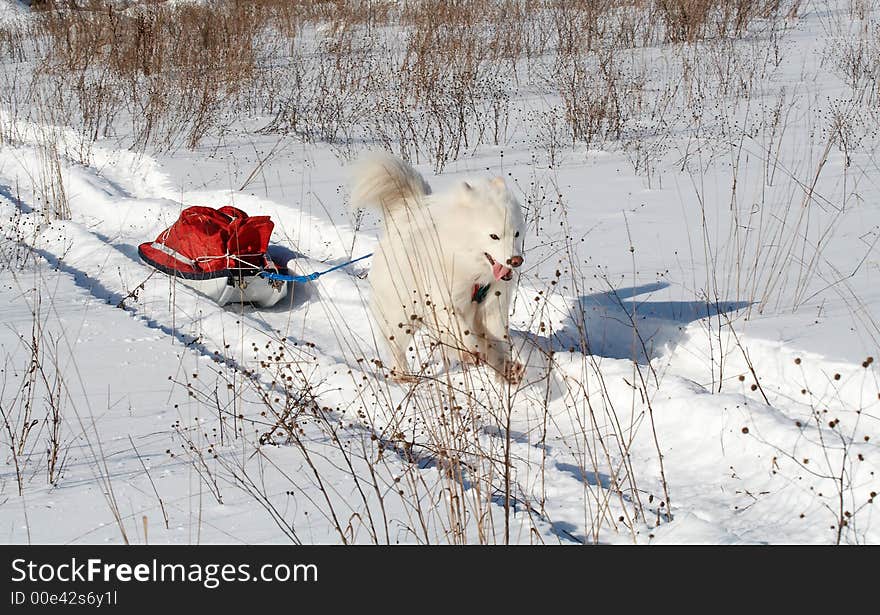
[138,205,275,280]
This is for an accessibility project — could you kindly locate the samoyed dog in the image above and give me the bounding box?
[351,152,525,383]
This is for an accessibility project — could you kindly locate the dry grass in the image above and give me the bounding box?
[0,0,801,161]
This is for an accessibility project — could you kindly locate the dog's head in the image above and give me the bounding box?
[454,176,525,283]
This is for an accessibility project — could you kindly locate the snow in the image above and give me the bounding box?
[1,1,879,544]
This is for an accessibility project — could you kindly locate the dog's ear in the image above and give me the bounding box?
[491,176,506,191]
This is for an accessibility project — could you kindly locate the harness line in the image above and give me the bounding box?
[258,252,374,283]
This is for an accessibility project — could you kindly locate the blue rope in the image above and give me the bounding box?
[258,252,373,283]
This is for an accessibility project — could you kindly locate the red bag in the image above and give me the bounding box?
[139,205,275,279]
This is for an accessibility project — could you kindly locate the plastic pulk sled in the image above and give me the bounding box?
[138,205,370,307]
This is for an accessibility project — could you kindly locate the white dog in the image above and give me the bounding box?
[351,152,525,383]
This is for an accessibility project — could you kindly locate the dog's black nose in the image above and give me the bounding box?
[507,255,523,268]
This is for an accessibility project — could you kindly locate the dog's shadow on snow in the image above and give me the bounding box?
[514,281,750,371]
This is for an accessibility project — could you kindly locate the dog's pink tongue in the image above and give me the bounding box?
[492,262,512,281]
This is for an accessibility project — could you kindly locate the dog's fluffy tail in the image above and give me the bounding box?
[350,152,430,215]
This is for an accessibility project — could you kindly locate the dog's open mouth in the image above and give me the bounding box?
[485,253,512,281]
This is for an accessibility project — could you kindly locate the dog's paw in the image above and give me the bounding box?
[461,350,485,367]
[503,360,525,385]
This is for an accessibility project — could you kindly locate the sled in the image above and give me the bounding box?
[138,205,289,307]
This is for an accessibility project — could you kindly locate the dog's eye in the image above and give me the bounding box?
[514,231,519,238]
[490,234,500,240]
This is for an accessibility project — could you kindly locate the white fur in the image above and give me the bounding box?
[351,152,525,382]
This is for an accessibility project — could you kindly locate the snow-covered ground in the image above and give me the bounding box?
[1,1,879,544]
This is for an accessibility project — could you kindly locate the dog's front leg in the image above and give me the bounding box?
[475,290,523,384]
